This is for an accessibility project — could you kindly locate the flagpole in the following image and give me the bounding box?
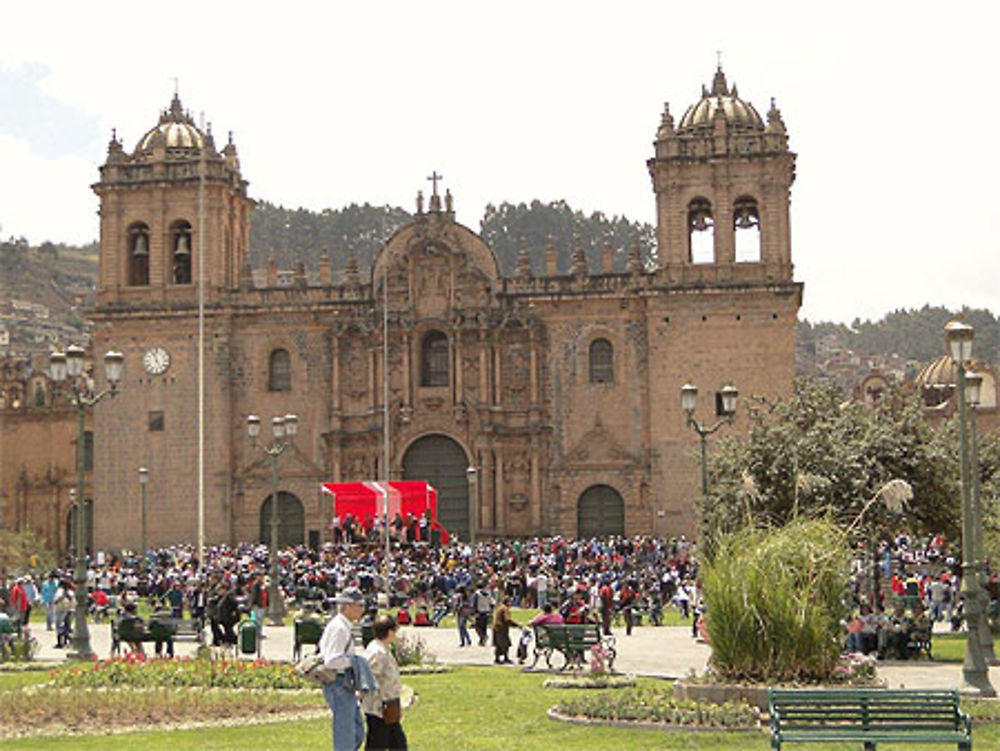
[197,112,206,574]
[382,271,391,597]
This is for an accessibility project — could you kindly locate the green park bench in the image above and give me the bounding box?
[530,623,616,671]
[768,688,971,751]
[293,618,325,661]
[111,618,177,655]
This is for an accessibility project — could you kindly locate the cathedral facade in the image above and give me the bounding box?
[88,68,801,550]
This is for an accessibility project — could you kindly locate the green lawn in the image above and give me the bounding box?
[3,666,999,750]
[931,633,999,663]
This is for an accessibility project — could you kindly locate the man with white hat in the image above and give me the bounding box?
[319,587,366,751]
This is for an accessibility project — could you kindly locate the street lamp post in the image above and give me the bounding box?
[964,370,998,665]
[50,346,124,661]
[466,466,478,545]
[945,319,995,696]
[138,467,149,576]
[680,383,738,496]
[248,412,298,626]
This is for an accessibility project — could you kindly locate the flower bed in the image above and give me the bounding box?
[48,655,312,690]
[553,686,758,729]
[542,674,636,690]
[0,687,325,739]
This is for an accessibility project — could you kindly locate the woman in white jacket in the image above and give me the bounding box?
[362,615,407,751]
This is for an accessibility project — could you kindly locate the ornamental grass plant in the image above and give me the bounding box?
[701,517,850,684]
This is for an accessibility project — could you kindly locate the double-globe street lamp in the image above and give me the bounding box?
[944,319,996,696]
[247,412,298,626]
[680,383,739,496]
[50,345,124,661]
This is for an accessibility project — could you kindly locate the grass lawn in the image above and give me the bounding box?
[930,633,998,663]
[3,666,1000,750]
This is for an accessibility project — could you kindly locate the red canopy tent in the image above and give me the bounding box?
[321,481,448,543]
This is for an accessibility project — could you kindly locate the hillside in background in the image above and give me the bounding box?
[246,199,657,276]
[2,204,997,390]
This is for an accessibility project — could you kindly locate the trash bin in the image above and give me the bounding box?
[240,620,259,656]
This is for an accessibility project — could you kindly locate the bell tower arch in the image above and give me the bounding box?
[647,65,795,281]
[92,93,253,306]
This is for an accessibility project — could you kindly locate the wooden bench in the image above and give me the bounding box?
[769,688,971,751]
[531,623,616,671]
[111,618,177,656]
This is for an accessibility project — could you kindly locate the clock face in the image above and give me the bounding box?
[143,347,170,375]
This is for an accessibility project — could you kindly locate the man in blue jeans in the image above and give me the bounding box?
[319,588,366,751]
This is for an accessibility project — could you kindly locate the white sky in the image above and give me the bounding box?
[1,1,998,323]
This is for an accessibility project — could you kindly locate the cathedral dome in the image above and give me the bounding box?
[135,93,206,153]
[677,66,764,133]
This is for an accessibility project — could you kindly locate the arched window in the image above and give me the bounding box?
[171,220,193,284]
[733,196,761,262]
[589,338,614,384]
[688,198,714,264]
[268,348,291,392]
[33,383,46,407]
[128,223,150,286]
[421,331,449,387]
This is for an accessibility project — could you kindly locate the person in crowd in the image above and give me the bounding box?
[473,584,493,646]
[40,572,58,631]
[250,572,267,637]
[529,602,564,626]
[491,597,519,664]
[453,587,473,647]
[216,580,240,646]
[362,614,407,750]
[53,578,73,648]
[8,577,30,626]
[120,601,146,655]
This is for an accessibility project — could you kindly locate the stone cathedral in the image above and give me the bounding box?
[89,67,801,550]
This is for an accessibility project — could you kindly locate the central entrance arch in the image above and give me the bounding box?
[577,485,625,538]
[402,434,469,540]
[259,491,305,548]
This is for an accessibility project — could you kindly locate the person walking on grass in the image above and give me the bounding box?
[362,615,408,750]
[320,587,370,751]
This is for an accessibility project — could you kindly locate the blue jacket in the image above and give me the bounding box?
[350,653,377,694]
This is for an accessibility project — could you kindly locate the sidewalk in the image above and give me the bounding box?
[28,621,996,693]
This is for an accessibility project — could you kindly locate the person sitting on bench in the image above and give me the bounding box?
[120,602,146,655]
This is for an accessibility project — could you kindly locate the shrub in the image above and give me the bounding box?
[391,633,433,667]
[543,674,636,690]
[555,686,758,727]
[701,517,850,684]
[0,636,38,663]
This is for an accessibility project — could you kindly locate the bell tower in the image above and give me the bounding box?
[647,66,795,282]
[92,93,252,307]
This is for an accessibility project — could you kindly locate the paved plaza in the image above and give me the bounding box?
[28,620,1000,692]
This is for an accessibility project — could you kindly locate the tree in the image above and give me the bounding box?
[701,378,975,543]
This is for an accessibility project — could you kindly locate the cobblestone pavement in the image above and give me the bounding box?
[28,621,1000,693]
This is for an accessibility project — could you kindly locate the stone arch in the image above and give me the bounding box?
[687,197,714,264]
[127,222,150,286]
[259,491,305,548]
[733,195,761,262]
[577,484,625,538]
[402,433,470,540]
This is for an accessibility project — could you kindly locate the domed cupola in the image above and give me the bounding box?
[677,65,764,134]
[134,93,212,158]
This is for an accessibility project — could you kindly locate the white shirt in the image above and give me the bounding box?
[319,613,355,671]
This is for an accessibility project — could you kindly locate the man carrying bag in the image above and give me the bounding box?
[319,587,369,751]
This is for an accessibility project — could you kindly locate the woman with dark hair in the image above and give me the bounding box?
[362,615,407,750]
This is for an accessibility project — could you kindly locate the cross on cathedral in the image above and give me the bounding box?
[427,171,443,197]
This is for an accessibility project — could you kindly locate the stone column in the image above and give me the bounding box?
[479,330,489,406]
[453,327,463,405]
[530,435,542,531]
[402,332,411,408]
[331,335,341,413]
[492,341,503,408]
[529,333,539,406]
[494,446,506,534]
[481,449,494,531]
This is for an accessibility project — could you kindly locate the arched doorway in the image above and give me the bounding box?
[402,434,469,540]
[259,491,305,548]
[577,485,625,538]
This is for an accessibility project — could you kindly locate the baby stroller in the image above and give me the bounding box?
[516,627,532,664]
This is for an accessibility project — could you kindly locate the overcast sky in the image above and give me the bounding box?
[1,2,997,323]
